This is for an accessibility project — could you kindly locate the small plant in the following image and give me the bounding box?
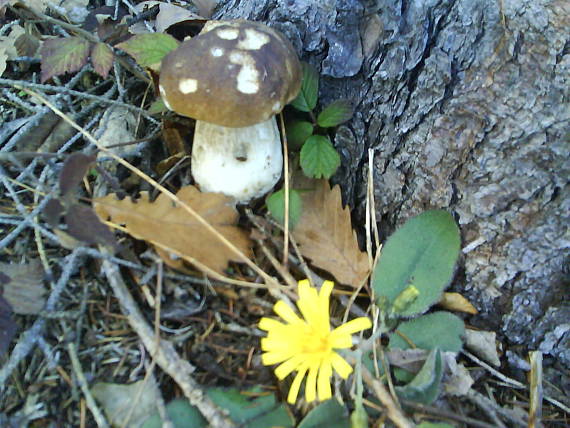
[368,210,464,405]
[268,63,352,227]
[287,62,352,179]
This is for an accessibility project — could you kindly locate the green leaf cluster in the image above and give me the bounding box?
[268,63,353,227]
[286,62,352,179]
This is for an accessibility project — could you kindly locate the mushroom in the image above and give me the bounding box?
[159,20,302,202]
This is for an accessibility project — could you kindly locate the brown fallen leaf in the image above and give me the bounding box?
[93,186,252,274]
[439,292,478,315]
[292,180,370,287]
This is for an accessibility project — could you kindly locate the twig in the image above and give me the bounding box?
[100,251,236,428]
[462,350,525,388]
[466,389,508,428]
[400,400,497,428]
[68,343,110,428]
[25,9,99,42]
[528,351,543,428]
[359,363,414,428]
[279,113,290,268]
[466,389,527,427]
[1,78,158,123]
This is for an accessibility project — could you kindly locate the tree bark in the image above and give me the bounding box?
[213,0,569,385]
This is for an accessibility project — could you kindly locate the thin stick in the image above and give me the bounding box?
[528,351,543,428]
[67,343,110,428]
[360,364,414,428]
[462,350,525,389]
[279,113,290,268]
[1,79,156,121]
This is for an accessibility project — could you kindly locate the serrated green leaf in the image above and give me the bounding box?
[289,62,319,112]
[372,210,460,316]
[300,135,340,179]
[207,387,294,428]
[90,42,113,79]
[141,398,206,428]
[389,312,465,353]
[317,99,353,128]
[395,349,443,405]
[298,399,350,428]
[266,188,303,228]
[40,37,91,82]
[286,120,314,149]
[116,33,179,71]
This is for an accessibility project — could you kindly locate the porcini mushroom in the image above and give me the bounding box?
[159,20,302,202]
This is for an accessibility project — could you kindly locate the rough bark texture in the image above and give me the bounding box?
[213,0,569,386]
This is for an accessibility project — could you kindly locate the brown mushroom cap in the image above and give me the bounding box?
[159,20,302,128]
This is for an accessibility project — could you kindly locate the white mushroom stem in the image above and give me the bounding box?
[191,117,283,203]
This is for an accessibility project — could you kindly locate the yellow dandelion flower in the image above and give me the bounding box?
[259,279,372,404]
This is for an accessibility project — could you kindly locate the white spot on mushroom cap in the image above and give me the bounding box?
[216,28,239,40]
[211,47,224,57]
[229,51,259,94]
[237,29,270,50]
[179,78,198,94]
[272,102,281,113]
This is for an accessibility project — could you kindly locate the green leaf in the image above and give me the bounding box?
[141,398,206,428]
[389,312,465,353]
[350,402,369,428]
[286,120,314,149]
[116,33,179,71]
[142,388,292,428]
[298,399,350,428]
[40,37,91,82]
[90,42,114,79]
[317,100,353,128]
[207,387,294,428]
[289,62,319,112]
[148,98,167,115]
[395,349,443,405]
[300,135,340,179]
[372,210,461,316]
[266,188,303,228]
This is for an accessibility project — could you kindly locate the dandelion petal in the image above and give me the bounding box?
[275,355,303,379]
[331,317,372,336]
[331,352,353,379]
[317,360,333,401]
[305,362,319,402]
[288,365,308,404]
[274,300,302,324]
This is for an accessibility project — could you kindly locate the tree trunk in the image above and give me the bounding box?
[213,0,569,386]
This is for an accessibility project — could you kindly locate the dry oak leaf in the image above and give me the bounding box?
[292,180,370,287]
[93,186,252,274]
